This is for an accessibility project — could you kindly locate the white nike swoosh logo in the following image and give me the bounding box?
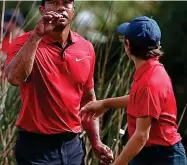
[76,58,84,62]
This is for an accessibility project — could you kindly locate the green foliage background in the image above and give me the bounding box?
[0,1,186,165]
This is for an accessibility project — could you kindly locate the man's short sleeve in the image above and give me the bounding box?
[5,33,30,66]
[134,86,162,119]
[83,46,96,92]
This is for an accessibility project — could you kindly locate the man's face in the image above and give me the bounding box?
[40,0,74,30]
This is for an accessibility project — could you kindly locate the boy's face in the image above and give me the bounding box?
[119,36,131,58]
[124,38,131,58]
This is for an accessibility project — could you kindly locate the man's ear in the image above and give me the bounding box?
[39,6,45,15]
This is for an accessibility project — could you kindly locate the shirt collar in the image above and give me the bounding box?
[133,57,160,81]
[42,30,78,44]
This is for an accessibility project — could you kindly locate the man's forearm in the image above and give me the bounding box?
[81,88,101,145]
[103,95,129,109]
[5,32,42,85]
[82,118,101,146]
[113,133,147,165]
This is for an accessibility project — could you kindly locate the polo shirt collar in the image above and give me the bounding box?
[133,57,160,81]
[42,30,78,44]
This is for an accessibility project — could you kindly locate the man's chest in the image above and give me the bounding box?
[33,45,92,85]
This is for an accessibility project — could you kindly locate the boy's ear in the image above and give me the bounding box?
[124,39,131,54]
[125,39,130,47]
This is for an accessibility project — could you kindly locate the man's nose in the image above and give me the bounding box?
[56,0,66,11]
[56,5,65,12]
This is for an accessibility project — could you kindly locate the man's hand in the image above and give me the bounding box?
[112,163,127,165]
[34,11,66,37]
[79,100,108,120]
[92,141,114,165]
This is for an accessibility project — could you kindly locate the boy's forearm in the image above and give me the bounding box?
[103,95,129,109]
[113,133,147,165]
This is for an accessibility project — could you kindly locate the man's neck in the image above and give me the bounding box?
[48,25,71,47]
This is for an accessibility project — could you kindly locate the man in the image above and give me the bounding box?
[1,9,24,80]
[1,9,24,53]
[79,16,187,165]
[5,0,113,164]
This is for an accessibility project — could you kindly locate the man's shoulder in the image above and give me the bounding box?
[10,31,32,46]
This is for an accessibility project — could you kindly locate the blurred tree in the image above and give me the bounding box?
[154,2,187,138]
[74,1,159,33]
[0,1,40,32]
[3,1,187,164]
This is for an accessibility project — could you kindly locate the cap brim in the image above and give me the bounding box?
[117,22,130,36]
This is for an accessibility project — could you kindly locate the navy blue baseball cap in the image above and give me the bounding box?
[117,16,161,49]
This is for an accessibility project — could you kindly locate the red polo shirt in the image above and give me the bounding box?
[1,35,9,64]
[127,57,181,146]
[6,31,95,134]
[0,36,9,79]
[1,35,10,53]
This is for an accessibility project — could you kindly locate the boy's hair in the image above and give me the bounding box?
[125,40,163,60]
